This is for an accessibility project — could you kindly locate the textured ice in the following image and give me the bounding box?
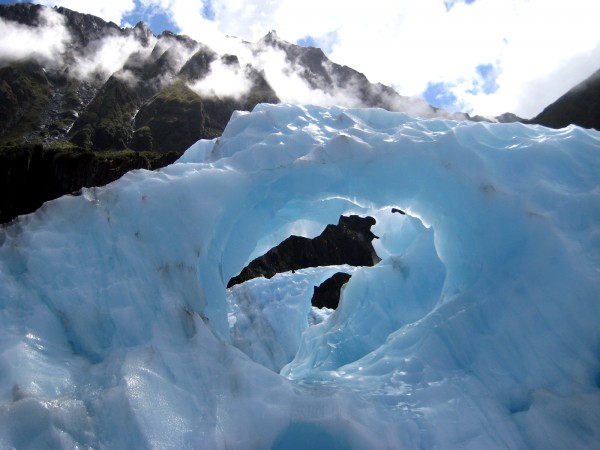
[1,103,600,448]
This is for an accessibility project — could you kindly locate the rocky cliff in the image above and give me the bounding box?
[530,68,600,131]
[0,3,450,223]
[0,143,179,223]
[227,215,380,288]
[2,3,597,224]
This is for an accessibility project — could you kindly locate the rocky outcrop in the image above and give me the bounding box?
[227,215,380,288]
[0,61,51,143]
[0,144,179,224]
[530,68,600,131]
[69,76,140,150]
[495,112,524,123]
[311,272,352,309]
[0,3,50,28]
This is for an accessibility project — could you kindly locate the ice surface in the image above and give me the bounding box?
[1,103,600,448]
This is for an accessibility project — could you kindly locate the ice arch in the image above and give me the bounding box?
[1,103,599,448]
[194,105,480,340]
[187,104,600,447]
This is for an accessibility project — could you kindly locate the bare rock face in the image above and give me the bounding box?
[0,144,180,224]
[530,68,600,131]
[227,215,380,288]
[311,272,352,309]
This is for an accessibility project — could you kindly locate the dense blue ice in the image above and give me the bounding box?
[1,104,599,448]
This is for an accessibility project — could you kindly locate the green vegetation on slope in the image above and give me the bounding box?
[133,80,208,152]
[0,61,51,145]
[69,76,139,150]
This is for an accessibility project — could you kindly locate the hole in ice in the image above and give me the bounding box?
[225,206,445,378]
[311,272,352,309]
[225,214,381,373]
[226,214,380,288]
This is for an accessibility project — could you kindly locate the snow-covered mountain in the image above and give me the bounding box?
[1,103,599,448]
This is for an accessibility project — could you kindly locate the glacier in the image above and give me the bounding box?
[1,103,600,449]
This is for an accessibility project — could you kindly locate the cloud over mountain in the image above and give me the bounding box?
[0,7,70,66]
[2,2,470,182]
[35,0,136,24]
[29,0,600,118]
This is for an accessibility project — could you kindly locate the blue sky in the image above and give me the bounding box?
[122,8,174,34]
[2,0,600,118]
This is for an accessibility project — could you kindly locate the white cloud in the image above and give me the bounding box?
[5,0,600,117]
[251,46,364,108]
[139,0,227,49]
[35,0,137,25]
[73,33,156,81]
[188,58,253,100]
[147,0,600,118]
[0,7,70,66]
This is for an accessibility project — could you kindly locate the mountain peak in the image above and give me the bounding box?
[530,67,600,130]
[260,30,280,45]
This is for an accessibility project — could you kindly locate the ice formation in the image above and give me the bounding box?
[1,104,600,449]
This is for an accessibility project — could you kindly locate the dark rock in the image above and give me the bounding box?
[311,272,352,309]
[69,76,139,150]
[240,65,280,108]
[55,6,123,46]
[0,3,46,28]
[179,48,217,81]
[132,81,206,152]
[0,61,51,142]
[227,215,380,288]
[132,21,154,47]
[391,208,406,215]
[0,144,181,224]
[221,54,240,66]
[495,112,524,123]
[529,68,600,131]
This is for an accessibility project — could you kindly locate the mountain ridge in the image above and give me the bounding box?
[1,3,460,153]
[1,3,599,224]
[529,67,600,130]
[1,2,462,224]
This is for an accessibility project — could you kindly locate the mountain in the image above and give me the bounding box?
[530,67,600,130]
[227,214,380,288]
[0,3,463,153]
[0,3,279,151]
[0,3,463,223]
[0,3,597,225]
[257,31,463,119]
[1,103,599,448]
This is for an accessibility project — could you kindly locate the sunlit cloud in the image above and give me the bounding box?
[3,0,600,118]
[166,0,600,118]
[35,0,136,25]
[73,34,156,81]
[188,58,253,100]
[0,7,70,66]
